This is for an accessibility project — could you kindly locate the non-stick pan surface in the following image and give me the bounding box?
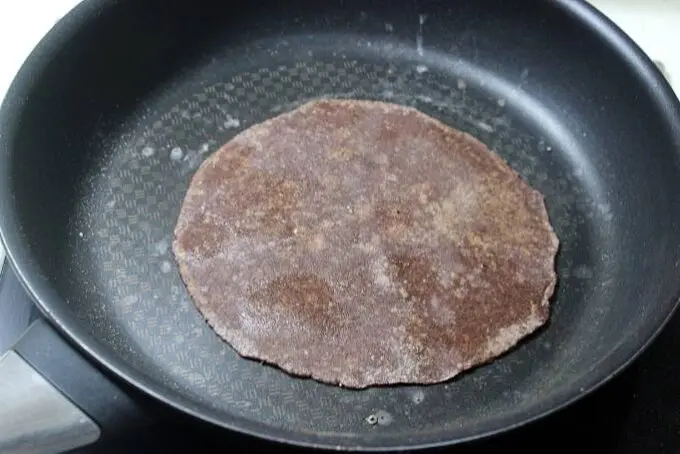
[2,0,680,450]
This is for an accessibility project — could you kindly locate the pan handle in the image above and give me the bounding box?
[0,349,99,454]
[0,319,159,454]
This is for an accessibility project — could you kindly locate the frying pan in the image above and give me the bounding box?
[1,0,680,452]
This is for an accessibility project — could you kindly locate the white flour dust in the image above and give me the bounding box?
[170,147,184,161]
[223,115,241,129]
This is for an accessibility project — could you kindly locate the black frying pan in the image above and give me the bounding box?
[1,0,680,452]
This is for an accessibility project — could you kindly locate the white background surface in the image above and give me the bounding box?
[0,0,679,267]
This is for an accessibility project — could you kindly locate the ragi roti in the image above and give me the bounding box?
[173,99,559,388]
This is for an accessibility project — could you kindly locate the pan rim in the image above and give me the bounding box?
[2,0,680,450]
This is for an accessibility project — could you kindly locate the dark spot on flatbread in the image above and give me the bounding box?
[174,213,225,259]
[232,171,300,237]
[390,253,437,302]
[374,199,414,242]
[252,274,345,332]
[173,99,559,388]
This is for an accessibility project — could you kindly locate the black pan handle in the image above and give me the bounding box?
[0,318,160,454]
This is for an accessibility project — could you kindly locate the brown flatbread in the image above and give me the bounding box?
[173,99,559,388]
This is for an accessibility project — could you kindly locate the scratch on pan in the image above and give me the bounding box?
[417,14,427,56]
[476,121,494,133]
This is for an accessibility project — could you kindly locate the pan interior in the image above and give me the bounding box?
[6,0,680,449]
[60,53,623,438]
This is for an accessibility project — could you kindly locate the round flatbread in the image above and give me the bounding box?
[173,99,559,388]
